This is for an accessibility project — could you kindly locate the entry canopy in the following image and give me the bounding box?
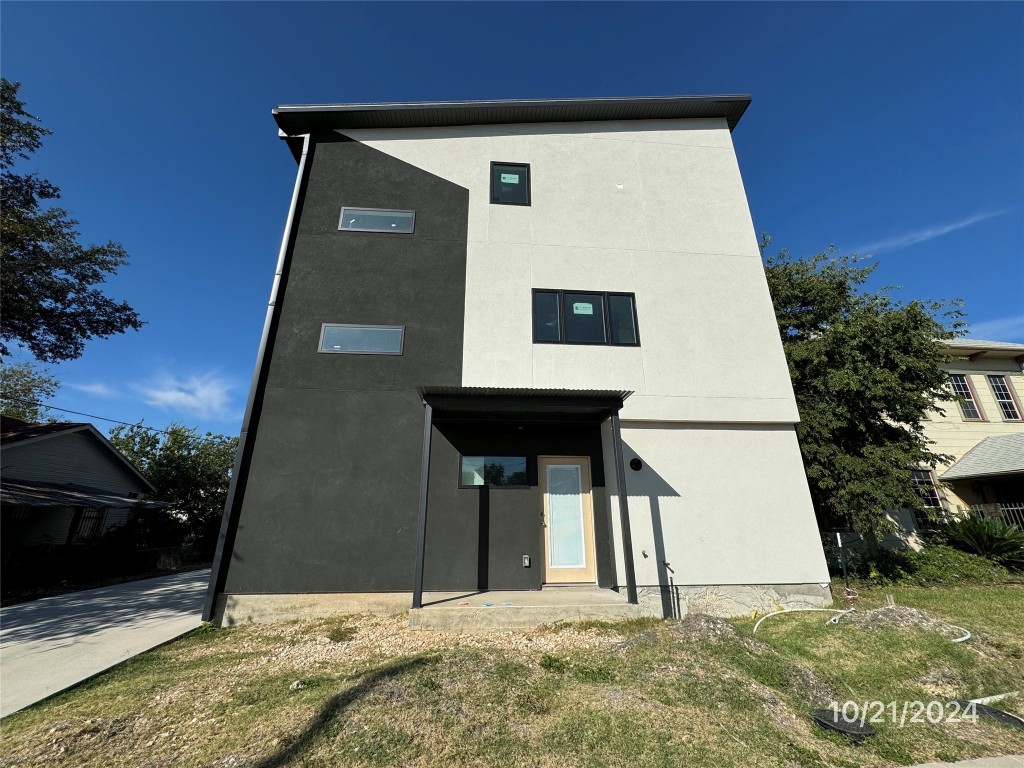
[418,386,632,416]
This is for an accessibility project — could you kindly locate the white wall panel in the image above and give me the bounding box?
[345,119,796,425]
[604,423,828,586]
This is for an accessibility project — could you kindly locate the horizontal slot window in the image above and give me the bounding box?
[338,207,415,233]
[318,324,404,355]
[532,290,640,346]
[459,456,528,488]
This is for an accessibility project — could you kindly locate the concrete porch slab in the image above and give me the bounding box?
[410,588,658,631]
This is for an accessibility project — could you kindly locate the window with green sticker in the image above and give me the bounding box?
[491,162,530,205]
[532,290,640,347]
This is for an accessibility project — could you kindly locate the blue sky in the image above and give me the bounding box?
[3,1,1022,437]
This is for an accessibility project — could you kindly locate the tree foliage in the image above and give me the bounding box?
[108,422,238,557]
[1,78,142,362]
[0,361,59,422]
[762,238,963,542]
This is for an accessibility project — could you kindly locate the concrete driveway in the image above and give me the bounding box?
[0,568,209,718]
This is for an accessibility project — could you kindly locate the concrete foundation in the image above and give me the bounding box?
[214,582,831,627]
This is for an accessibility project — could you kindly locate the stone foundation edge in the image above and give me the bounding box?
[632,582,833,619]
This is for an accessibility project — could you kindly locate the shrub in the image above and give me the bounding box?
[942,516,1024,571]
[902,544,1010,585]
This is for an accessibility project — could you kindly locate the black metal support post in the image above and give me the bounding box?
[610,409,639,604]
[411,402,433,609]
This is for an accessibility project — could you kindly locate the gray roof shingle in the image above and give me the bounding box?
[940,432,1024,480]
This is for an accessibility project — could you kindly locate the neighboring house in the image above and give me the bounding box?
[0,417,159,554]
[204,95,830,625]
[906,339,1024,531]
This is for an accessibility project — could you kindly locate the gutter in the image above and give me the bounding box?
[202,133,312,622]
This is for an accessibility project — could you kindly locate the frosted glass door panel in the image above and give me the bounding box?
[547,465,585,568]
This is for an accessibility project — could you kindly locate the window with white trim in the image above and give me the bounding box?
[910,469,943,528]
[949,374,984,421]
[987,375,1022,420]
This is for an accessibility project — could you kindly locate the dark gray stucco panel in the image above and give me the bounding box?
[423,420,612,592]
[219,134,469,595]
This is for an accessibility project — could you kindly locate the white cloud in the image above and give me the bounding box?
[964,315,1024,344]
[135,372,238,421]
[854,209,1009,255]
[68,381,116,398]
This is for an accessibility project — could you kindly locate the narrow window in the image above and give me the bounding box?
[607,294,639,345]
[490,162,530,206]
[460,456,528,488]
[949,374,984,421]
[338,207,415,233]
[910,469,943,528]
[987,375,1022,420]
[532,290,640,347]
[318,324,404,355]
[532,291,561,342]
[563,292,606,344]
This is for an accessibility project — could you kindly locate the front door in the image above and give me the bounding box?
[539,456,597,584]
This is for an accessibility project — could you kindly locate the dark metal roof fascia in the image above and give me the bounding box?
[273,95,751,136]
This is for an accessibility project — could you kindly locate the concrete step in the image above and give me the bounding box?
[410,591,652,631]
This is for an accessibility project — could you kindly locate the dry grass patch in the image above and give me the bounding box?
[3,587,1024,766]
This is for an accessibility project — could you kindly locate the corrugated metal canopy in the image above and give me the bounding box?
[940,433,1024,481]
[419,386,631,415]
[273,95,751,135]
[1,479,169,509]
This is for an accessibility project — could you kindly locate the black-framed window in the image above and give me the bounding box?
[459,456,529,488]
[338,207,415,233]
[318,324,404,355]
[532,290,640,346]
[491,162,530,206]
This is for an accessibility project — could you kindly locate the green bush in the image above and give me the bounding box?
[828,539,1010,586]
[902,544,1010,585]
[941,516,1024,570]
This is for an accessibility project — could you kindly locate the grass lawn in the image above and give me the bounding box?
[2,584,1022,767]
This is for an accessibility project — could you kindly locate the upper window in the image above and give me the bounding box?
[318,324,404,355]
[987,375,1022,420]
[459,456,528,488]
[949,374,984,421]
[533,290,639,346]
[338,207,415,233]
[490,162,530,206]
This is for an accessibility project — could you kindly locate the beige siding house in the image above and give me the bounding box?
[912,339,1024,529]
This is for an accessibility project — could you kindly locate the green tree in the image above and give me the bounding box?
[1,78,142,362]
[108,422,239,557]
[762,238,963,545]
[0,361,59,421]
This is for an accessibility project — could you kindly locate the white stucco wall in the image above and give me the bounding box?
[602,421,830,587]
[342,119,797,424]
